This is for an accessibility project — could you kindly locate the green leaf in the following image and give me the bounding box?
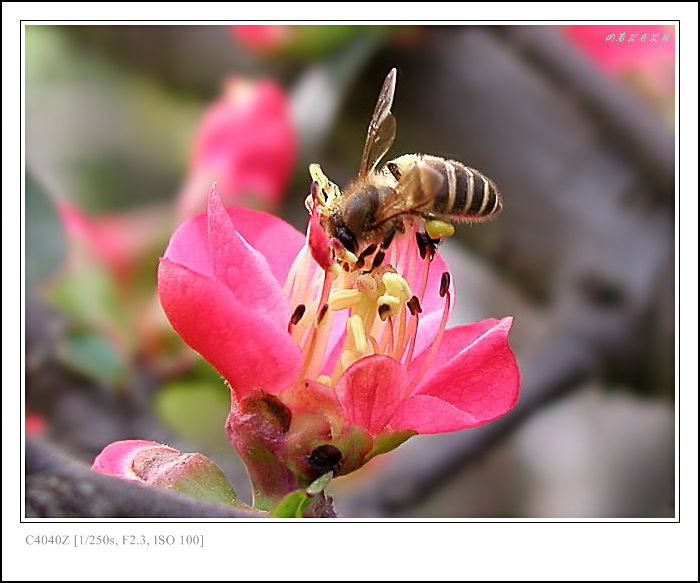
[25,171,66,288]
[270,472,333,518]
[278,25,389,59]
[270,490,313,518]
[155,378,231,451]
[58,328,128,386]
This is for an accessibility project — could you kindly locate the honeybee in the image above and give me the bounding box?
[308,68,501,269]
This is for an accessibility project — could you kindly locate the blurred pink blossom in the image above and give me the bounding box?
[230,25,292,54]
[177,77,296,220]
[563,25,674,116]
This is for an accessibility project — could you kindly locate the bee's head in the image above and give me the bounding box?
[333,221,358,254]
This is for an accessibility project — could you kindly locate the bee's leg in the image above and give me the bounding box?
[355,244,378,270]
[367,224,402,270]
[415,231,441,261]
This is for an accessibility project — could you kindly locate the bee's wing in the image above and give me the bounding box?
[371,161,445,227]
[359,69,398,176]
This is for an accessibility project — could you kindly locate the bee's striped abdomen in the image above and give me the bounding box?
[424,156,501,221]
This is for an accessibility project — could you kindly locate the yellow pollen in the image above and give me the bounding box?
[347,314,367,353]
[328,289,363,311]
[309,163,329,191]
[382,272,412,303]
[425,219,455,239]
[316,375,332,386]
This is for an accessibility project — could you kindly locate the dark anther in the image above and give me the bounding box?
[378,304,392,321]
[407,295,423,316]
[317,303,329,324]
[439,272,451,298]
[288,304,306,332]
[371,250,386,269]
[308,444,343,477]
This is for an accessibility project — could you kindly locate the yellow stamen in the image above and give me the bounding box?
[382,272,412,303]
[347,314,367,353]
[394,306,408,360]
[317,375,332,386]
[328,289,363,311]
[340,350,356,371]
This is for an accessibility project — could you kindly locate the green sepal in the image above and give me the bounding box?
[270,471,333,518]
[306,471,333,496]
[270,490,313,518]
[132,448,238,507]
[365,430,416,462]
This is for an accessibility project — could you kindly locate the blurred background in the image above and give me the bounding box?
[24,23,676,518]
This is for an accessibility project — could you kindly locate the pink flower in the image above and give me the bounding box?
[58,201,169,287]
[230,25,292,54]
[158,188,519,479]
[25,412,46,436]
[563,25,674,76]
[177,78,296,220]
[562,25,674,115]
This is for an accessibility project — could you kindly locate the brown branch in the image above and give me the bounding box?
[493,25,674,202]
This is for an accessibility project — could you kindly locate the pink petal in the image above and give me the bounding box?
[334,355,408,435]
[408,318,503,380]
[206,189,288,328]
[412,317,520,427]
[420,250,455,315]
[388,394,477,434]
[158,258,303,397]
[165,200,304,289]
[396,240,456,355]
[397,238,455,318]
[91,440,176,482]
